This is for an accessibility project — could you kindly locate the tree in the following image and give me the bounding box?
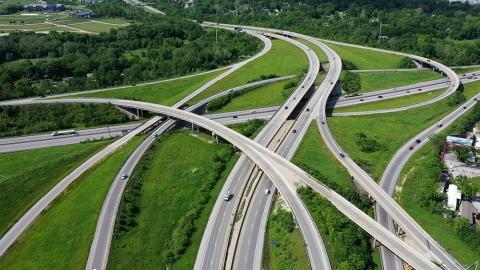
[341,71,361,93]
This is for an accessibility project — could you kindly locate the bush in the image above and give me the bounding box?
[399,56,416,68]
[341,71,361,93]
[353,132,385,153]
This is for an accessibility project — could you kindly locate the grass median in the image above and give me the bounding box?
[73,69,224,105]
[107,131,238,269]
[324,41,404,70]
[351,70,442,93]
[189,39,308,104]
[0,140,111,237]
[0,136,143,270]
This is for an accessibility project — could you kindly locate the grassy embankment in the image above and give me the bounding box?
[323,41,404,70]
[328,80,480,180]
[73,70,224,105]
[0,140,111,236]
[189,39,308,104]
[107,131,238,269]
[348,70,442,93]
[0,137,143,269]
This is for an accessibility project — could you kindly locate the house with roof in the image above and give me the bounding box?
[447,184,462,210]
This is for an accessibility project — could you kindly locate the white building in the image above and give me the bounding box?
[447,184,462,210]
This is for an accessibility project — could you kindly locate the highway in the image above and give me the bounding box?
[196,29,330,270]
[376,88,480,270]
[3,97,442,270]
[232,35,341,270]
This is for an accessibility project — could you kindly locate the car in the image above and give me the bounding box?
[121,174,128,180]
[285,106,289,109]
[233,115,238,118]
[408,146,414,150]
[330,82,334,85]
[264,189,270,195]
[463,106,467,109]
[475,98,478,101]
[153,134,159,138]
[40,95,46,98]
[224,191,232,201]
[406,90,410,93]
[306,108,310,111]
[292,129,297,133]
[360,98,364,101]
[250,110,256,114]
[437,123,443,128]
[378,95,383,98]
[321,121,325,124]
[339,153,345,158]
[415,139,421,143]
[418,88,422,91]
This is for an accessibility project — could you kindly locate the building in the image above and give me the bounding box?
[460,201,478,225]
[71,10,94,18]
[446,136,473,147]
[447,184,462,210]
[25,3,65,12]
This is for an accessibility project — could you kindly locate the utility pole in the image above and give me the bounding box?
[378,21,383,43]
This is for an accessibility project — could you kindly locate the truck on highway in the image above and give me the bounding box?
[51,130,78,136]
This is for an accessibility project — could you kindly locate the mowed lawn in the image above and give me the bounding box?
[353,70,442,92]
[214,79,296,113]
[334,88,445,113]
[296,38,329,63]
[397,142,479,265]
[108,132,237,270]
[292,122,354,189]
[189,39,308,104]
[73,70,224,105]
[324,41,404,70]
[329,80,480,180]
[0,141,110,237]
[0,137,143,270]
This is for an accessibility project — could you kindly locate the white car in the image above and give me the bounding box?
[224,191,232,201]
[264,189,270,195]
[121,174,128,180]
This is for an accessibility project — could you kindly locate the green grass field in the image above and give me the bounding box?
[0,141,110,237]
[73,70,224,105]
[453,67,480,75]
[351,70,442,93]
[334,88,445,113]
[189,39,308,104]
[262,201,310,270]
[293,123,354,189]
[397,141,479,265]
[212,79,296,113]
[68,21,124,33]
[329,81,480,181]
[296,38,329,63]
[0,137,143,270]
[324,41,404,70]
[107,132,236,269]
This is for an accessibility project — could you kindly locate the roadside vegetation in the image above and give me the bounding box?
[292,123,378,269]
[396,103,480,265]
[74,69,224,105]
[229,119,267,139]
[0,140,110,237]
[0,136,143,270]
[328,81,480,180]
[262,200,310,270]
[333,88,445,113]
[108,131,237,269]
[0,104,131,137]
[188,39,308,104]
[206,78,298,113]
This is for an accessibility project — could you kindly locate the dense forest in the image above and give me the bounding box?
[0,0,261,100]
[0,104,131,137]
[155,0,480,66]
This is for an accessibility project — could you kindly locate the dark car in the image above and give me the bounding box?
[437,123,443,128]
[415,139,421,143]
[360,98,364,101]
[321,121,326,124]
[233,116,238,118]
[378,95,383,98]
[418,88,422,91]
[292,130,297,133]
[409,146,414,150]
[306,108,310,111]
[285,106,289,109]
[339,153,345,158]
[463,106,467,109]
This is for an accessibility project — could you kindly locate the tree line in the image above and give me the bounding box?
[0,0,260,101]
[0,104,130,137]
[155,0,480,66]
